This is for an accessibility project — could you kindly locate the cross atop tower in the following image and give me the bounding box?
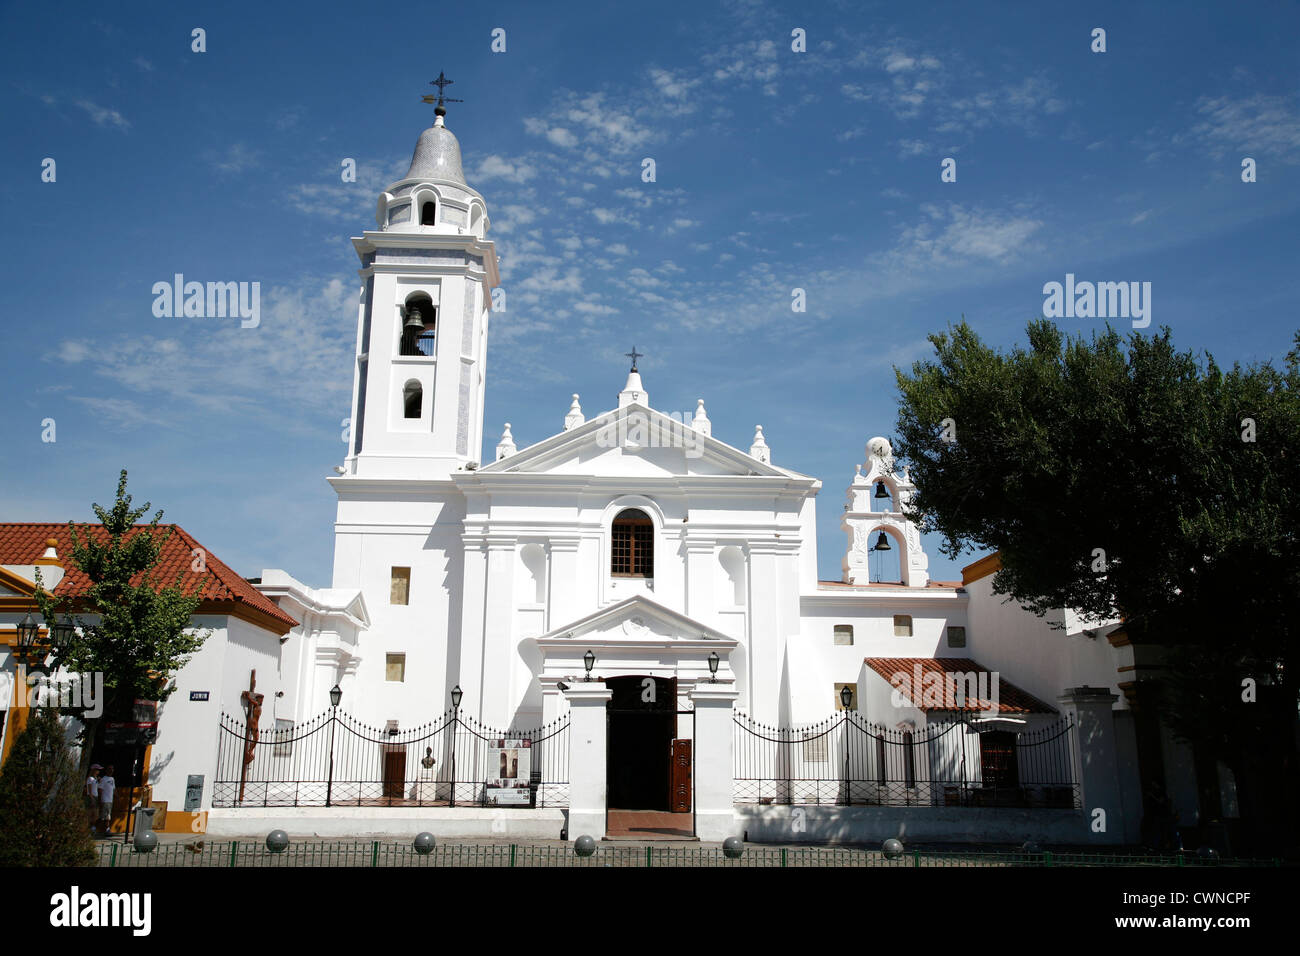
[421,71,464,118]
[625,345,643,371]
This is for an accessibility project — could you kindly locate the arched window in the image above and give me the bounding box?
[611,508,653,577]
[420,200,437,225]
[403,380,422,419]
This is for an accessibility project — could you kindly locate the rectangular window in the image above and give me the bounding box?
[386,653,406,683]
[611,515,653,576]
[893,614,913,637]
[833,624,854,646]
[272,718,294,757]
[947,626,966,648]
[835,682,858,711]
[802,732,827,763]
[390,567,411,605]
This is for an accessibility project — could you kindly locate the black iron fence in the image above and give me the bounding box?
[733,711,1079,809]
[214,708,569,809]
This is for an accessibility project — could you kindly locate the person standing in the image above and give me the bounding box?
[97,765,116,834]
[84,764,101,834]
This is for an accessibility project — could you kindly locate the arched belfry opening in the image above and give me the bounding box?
[400,293,436,356]
[420,199,437,225]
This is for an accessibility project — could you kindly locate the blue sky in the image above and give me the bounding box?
[2,0,1298,587]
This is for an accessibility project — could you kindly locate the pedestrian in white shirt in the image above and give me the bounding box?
[84,764,101,833]
[97,765,116,833]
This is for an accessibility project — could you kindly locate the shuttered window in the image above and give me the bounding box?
[611,509,653,577]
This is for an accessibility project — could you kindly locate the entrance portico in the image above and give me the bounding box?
[541,596,741,841]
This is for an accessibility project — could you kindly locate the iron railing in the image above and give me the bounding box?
[93,841,1284,868]
[214,708,569,808]
[733,711,1079,808]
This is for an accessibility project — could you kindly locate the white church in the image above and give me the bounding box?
[229,99,1149,844]
[2,97,1163,846]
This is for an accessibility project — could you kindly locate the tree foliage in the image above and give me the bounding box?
[893,320,1300,756]
[34,470,209,755]
[0,708,97,866]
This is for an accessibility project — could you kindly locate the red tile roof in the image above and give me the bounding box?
[0,523,298,633]
[863,657,1056,714]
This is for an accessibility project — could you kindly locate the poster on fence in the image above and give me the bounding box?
[485,738,532,805]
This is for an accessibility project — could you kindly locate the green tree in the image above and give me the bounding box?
[0,707,97,866]
[34,469,209,772]
[894,320,1300,854]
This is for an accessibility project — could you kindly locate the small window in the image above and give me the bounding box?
[835,682,858,710]
[272,718,294,757]
[833,624,854,646]
[403,380,423,419]
[611,508,653,577]
[390,567,411,605]
[386,653,406,682]
[802,732,827,763]
[893,614,913,637]
[420,200,436,225]
[947,626,966,648]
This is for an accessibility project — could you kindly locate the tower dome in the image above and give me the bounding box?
[404,113,466,185]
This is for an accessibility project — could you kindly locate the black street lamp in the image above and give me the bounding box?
[326,684,342,807]
[707,651,720,683]
[839,684,855,806]
[15,612,42,668]
[583,650,595,682]
[449,685,462,808]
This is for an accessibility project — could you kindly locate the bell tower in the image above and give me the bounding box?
[344,81,500,479]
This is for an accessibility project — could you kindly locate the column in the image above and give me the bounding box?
[746,541,783,723]
[563,681,612,840]
[480,535,516,727]
[690,681,741,842]
[683,537,715,629]
[546,537,581,628]
[1058,686,1125,845]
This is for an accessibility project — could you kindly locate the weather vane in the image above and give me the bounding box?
[421,71,463,115]
[626,345,643,371]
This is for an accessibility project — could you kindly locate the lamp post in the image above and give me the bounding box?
[840,684,855,806]
[449,685,462,808]
[583,650,595,682]
[707,651,719,683]
[326,684,341,807]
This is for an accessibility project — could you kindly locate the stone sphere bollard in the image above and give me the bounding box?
[413,832,436,855]
[133,830,158,853]
[573,834,597,857]
[722,836,744,859]
[1196,845,1219,861]
[882,838,905,860]
[265,829,290,853]
[1021,841,1043,855]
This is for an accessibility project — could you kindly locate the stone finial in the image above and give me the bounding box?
[692,398,711,436]
[35,537,61,566]
[750,425,770,464]
[495,422,517,460]
[564,394,585,430]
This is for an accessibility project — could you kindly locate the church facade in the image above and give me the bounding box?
[240,104,1145,842]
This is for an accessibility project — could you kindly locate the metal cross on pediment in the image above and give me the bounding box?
[421,70,464,111]
[626,345,643,371]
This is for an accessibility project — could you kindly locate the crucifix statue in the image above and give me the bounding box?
[238,670,265,803]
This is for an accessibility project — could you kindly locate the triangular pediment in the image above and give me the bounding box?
[478,405,805,480]
[535,594,736,646]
